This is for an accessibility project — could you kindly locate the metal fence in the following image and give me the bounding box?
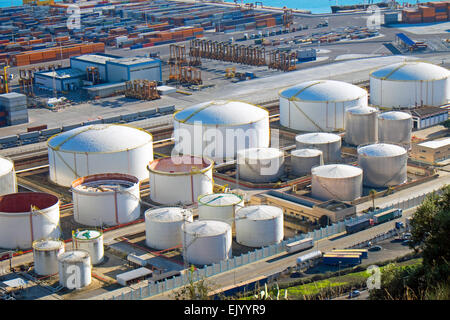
[106,191,434,300]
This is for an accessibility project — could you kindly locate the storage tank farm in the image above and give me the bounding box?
[0,156,17,196]
[236,147,285,183]
[173,100,270,164]
[0,192,60,249]
[344,105,378,146]
[357,143,408,188]
[47,124,154,187]
[147,155,214,205]
[145,207,193,250]
[278,80,368,132]
[295,132,342,163]
[71,173,141,227]
[370,61,450,108]
[378,111,413,149]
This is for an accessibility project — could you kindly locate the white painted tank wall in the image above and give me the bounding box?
[0,193,60,249]
[198,193,244,227]
[237,147,285,183]
[344,106,378,146]
[290,149,324,176]
[378,111,412,148]
[0,156,17,196]
[58,250,92,289]
[295,133,342,163]
[73,229,104,265]
[32,239,65,276]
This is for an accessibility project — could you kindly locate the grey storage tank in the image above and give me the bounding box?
[295,133,341,163]
[357,143,408,187]
[378,111,412,149]
[344,105,378,146]
[290,149,323,176]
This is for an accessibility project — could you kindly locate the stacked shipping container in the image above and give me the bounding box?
[401,1,450,23]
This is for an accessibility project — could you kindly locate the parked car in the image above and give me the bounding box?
[368,245,382,252]
[348,290,361,298]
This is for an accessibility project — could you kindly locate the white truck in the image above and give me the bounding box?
[286,237,314,254]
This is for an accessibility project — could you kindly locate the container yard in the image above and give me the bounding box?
[0,0,449,302]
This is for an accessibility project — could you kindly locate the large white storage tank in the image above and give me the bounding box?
[279,80,368,132]
[344,105,378,146]
[290,149,324,176]
[311,164,363,201]
[145,207,193,250]
[73,229,104,265]
[370,61,450,108]
[357,143,408,187]
[0,192,60,249]
[378,111,412,148]
[237,147,285,183]
[295,133,342,163]
[198,193,244,228]
[147,155,214,205]
[47,124,153,187]
[71,173,141,227]
[0,156,17,196]
[58,250,92,289]
[235,205,284,248]
[173,100,270,164]
[182,220,232,265]
[32,239,65,276]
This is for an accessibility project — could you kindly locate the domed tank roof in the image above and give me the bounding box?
[295,132,341,144]
[358,143,406,157]
[0,156,13,175]
[370,61,450,81]
[291,149,323,157]
[174,100,268,125]
[236,205,283,221]
[58,250,89,262]
[183,220,230,237]
[312,164,362,178]
[198,193,243,206]
[238,147,283,160]
[346,105,378,115]
[48,124,152,153]
[378,111,412,120]
[279,80,367,102]
[145,207,192,222]
[33,239,63,250]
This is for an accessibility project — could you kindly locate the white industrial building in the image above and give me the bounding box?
[369,61,450,108]
[410,106,449,130]
[34,68,86,92]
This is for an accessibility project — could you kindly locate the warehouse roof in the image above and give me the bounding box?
[71,53,121,65]
[110,56,159,66]
[418,138,450,149]
[116,267,153,285]
[410,106,448,118]
[36,68,85,79]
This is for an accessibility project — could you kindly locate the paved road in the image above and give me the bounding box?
[334,289,370,300]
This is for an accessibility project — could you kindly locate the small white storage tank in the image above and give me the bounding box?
[378,111,412,148]
[370,61,450,108]
[0,156,17,196]
[279,80,368,132]
[0,192,60,249]
[235,205,284,248]
[182,220,232,265]
[173,100,270,163]
[295,133,342,163]
[145,207,193,250]
[32,239,65,276]
[71,173,140,227]
[237,147,285,183]
[198,193,244,228]
[311,164,363,201]
[344,105,378,146]
[357,143,408,187]
[73,229,104,265]
[147,155,214,205]
[58,250,92,289]
[290,149,324,176]
[47,124,153,187]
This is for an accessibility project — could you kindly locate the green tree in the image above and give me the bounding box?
[172,265,214,300]
[443,119,450,130]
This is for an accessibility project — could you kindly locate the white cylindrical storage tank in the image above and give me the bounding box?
[378,111,412,148]
[279,80,368,132]
[0,156,17,196]
[295,133,341,163]
[0,192,60,249]
[357,143,408,187]
[370,61,450,108]
[71,173,140,227]
[145,207,193,250]
[73,229,104,265]
[290,149,324,176]
[198,193,244,228]
[48,124,153,187]
[147,155,214,205]
[32,239,65,276]
[235,205,284,248]
[182,220,232,265]
[58,250,91,289]
[237,147,285,183]
[344,105,378,146]
[173,100,270,164]
[311,164,363,201]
